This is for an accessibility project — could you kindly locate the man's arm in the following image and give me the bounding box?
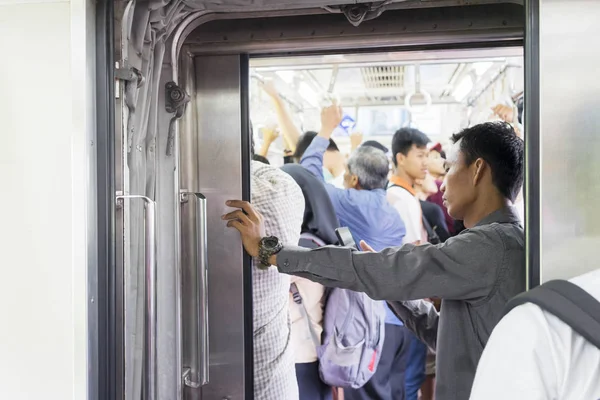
[261,81,302,152]
[276,227,503,302]
[387,300,439,350]
[256,127,279,157]
[299,104,343,181]
[299,135,329,181]
[300,135,362,215]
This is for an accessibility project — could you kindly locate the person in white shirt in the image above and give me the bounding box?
[470,268,600,400]
[387,128,430,244]
[386,127,432,400]
[250,160,305,400]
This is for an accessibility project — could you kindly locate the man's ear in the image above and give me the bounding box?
[350,174,360,189]
[395,152,405,167]
[472,158,486,186]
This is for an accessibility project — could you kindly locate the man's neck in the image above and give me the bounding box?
[430,172,444,181]
[463,196,511,228]
[393,169,415,187]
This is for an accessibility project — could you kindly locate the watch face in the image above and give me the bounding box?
[263,236,279,250]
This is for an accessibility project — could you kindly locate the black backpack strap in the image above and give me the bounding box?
[504,280,600,349]
[298,237,320,249]
[421,214,440,245]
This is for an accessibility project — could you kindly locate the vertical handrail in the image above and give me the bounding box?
[116,194,157,400]
[181,192,210,388]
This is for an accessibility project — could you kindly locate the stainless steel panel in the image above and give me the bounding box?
[155,62,184,400]
[538,0,600,282]
[524,0,540,288]
[116,195,158,400]
[179,54,247,399]
[181,192,210,388]
[185,4,523,55]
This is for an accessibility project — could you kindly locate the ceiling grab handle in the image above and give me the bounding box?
[116,194,158,400]
[405,63,432,111]
[181,192,209,388]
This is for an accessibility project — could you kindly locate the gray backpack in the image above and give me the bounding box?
[291,232,386,389]
[503,279,600,349]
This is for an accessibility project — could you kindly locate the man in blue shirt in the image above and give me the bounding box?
[300,105,412,400]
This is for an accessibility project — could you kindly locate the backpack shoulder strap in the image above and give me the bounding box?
[421,214,440,244]
[299,232,326,249]
[290,282,321,347]
[504,280,600,349]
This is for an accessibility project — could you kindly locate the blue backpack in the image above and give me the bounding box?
[291,232,386,389]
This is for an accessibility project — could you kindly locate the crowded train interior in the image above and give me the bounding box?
[250,48,524,163]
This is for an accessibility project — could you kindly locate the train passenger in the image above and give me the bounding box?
[224,121,525,400]
[280,163,340,400]
[416,172,450,244]
[298,105,409,400]
[249,156,305,400]
[470,268,600,400]
[386,127,431,400]
[294,131,345,188]
[426,142,455,235]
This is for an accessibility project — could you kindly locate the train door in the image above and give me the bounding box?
[113,13,252,400]
[109,2,527,400]
[177,53,252,400]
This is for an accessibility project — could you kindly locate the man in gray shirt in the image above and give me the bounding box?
[223,122,525,400]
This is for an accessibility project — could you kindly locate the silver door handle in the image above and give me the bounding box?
[181,192,209,388]
[117,194,157,400]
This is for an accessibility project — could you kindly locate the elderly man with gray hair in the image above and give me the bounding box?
[299,105,411,400]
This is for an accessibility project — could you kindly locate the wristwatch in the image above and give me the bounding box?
[257,236,283,269]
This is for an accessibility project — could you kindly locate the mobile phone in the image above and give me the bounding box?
[335,227,357,249]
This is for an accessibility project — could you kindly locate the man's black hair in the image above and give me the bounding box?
[294,131,339,160]
[451,122,524,202]
[391,127,430,165]
[361,140,389,154]
[252,154,270,165]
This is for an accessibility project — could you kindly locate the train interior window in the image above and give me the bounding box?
[249,48,524,170]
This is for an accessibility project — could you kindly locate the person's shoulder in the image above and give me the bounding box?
[569,268,600,301]
[421,199,443,213]
[386,185,415,204]
[251,161,303,206]
[252,160,297,187]
[468,220,524,248]
[497,302,550,337]
[442,226,508,253]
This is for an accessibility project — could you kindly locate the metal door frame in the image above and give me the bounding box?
[523,0,540,288]
[95,2,540,399]
[94,1,118,400]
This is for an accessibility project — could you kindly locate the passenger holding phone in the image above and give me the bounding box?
[223,122,525,400]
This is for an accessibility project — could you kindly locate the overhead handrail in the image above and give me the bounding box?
[467,63,521,107]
